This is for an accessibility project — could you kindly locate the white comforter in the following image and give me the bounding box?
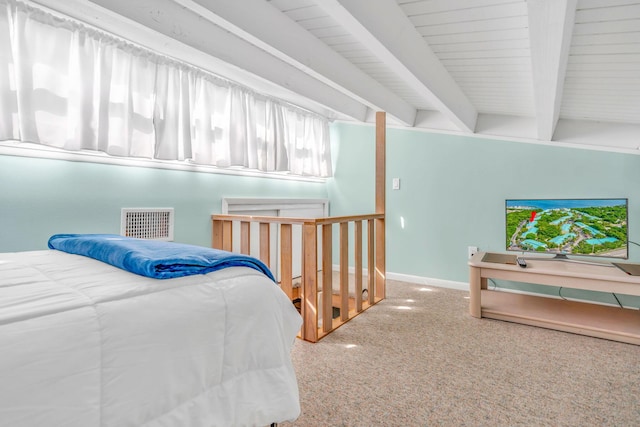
[0,250,302,427]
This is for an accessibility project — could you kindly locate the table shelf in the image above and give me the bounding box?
[481,290,640,345]
[469,252,640,345]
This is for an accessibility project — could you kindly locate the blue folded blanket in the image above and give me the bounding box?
[48,234,275,281]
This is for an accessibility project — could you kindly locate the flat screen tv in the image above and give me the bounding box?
[506,198,628,260]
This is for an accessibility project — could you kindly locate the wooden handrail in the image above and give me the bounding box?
[211,213,384,225]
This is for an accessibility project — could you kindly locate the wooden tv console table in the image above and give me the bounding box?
[469,252,640,345]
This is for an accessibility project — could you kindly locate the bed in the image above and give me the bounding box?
[0,235,302,427]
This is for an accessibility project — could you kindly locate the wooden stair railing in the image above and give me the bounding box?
[211,213,385,342]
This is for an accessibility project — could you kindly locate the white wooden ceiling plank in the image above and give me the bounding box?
[471,101,534,109]
[474,107,534,115]
[294,15,342,30]
[570,44,640,55]
[562,113,640,123]
[448,63,532,71]
[430,38,530,52]
[308,26,349,38]
[572,20,640,35]
[319,0,477,131]
[565,103,640,111]
[566,62,640,70]
[563,89,640,97]
[279,4,325,22]
[575,4,640,22]
[268,0,316,12]
[453,68,533,75]
[562,109,640,118]
[561,107,640,119]
[331,43,370,53]
[564,82,640,91]
[441,56,532,66]
[567,53,640,63]
[527,0,577,141]
[400,0,520,16]
[435,48,531,59]
[571,32,640,46]
[578,0,640,9]
[474,108,533,115]
[565,69,640,77]
[463,88,534,96]
[425,28,529,44]
[409,2,528,27]
[416,16,529,36]
[185,0,417,125]
[454,77,534,84]
[320,34,360,45]
[565,75,640,83]
[279,4,327,21]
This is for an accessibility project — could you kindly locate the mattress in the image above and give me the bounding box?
[0,250,302,427]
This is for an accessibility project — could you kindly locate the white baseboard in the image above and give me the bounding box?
[386,272,469,292]
[332,264,469,292]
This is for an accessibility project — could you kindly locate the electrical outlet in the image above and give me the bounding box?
[468,246,478,259]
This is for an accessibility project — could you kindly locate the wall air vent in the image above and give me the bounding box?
[121,208,174,241]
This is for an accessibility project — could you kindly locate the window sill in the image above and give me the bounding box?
[0,141,327,183]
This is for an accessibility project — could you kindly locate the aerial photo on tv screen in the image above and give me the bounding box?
[506,199,628,258]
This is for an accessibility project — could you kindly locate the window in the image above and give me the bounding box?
[0,0,332,177]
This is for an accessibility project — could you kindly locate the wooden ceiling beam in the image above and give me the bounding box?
[320,0,478,133]
[57,0,368,121]
[186,0,417,126]
[527,0,578,141]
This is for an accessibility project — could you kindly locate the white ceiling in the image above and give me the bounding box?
[37,0,640,153]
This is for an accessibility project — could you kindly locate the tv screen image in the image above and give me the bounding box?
[506,198,628,260]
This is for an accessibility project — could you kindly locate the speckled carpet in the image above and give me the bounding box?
[281,280,640,427]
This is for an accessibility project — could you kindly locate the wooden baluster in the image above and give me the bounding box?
[375,217,385,300]
[212,219,223,249]
[280,224,293,300]
[321,223,333,333]
[354,220,363,312]
[240,221,250,255]
[222,220,233,252]
[259,222,270,268]
[302,221,318,342]
[368,219,375,305]
[339,222,349,321]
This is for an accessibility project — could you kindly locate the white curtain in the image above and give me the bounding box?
[5,1,156,157]
[0,0,332,177]
[0,1,18,140]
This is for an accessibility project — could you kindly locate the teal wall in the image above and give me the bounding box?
[328,122,640,307]
[4,123,640,306]
[0,155,327,252]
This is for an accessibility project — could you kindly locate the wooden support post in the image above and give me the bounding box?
[302,222,318,342]
[375,111,386,299]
